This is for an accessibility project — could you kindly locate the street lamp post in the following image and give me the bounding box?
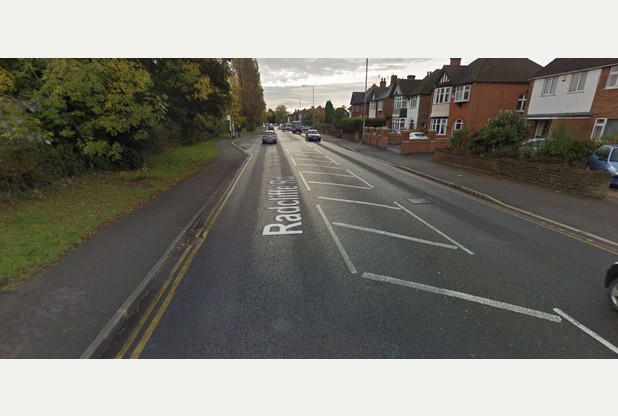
[301,85,314,127]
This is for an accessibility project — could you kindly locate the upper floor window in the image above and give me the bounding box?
[410,96,418,109]
[377,100,383,112]
[439,73,450,84]
[569,71,587,93]
[369,101,376,111]
[606,66,618,89]
[454,85,471,102]
[434,87,451,104]
[541,77,558,96]
[517,93,527,112]
[394,96,404,109]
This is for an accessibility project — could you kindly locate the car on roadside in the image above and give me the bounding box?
[409,132,429,140]
[262,130,277,144]
[520,137,547,153]
[605,262,618,312]
[305,129,321,142]
[586,144,618,187]
[301,126,310,133]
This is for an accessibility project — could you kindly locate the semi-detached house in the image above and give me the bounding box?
[526,58,618,140]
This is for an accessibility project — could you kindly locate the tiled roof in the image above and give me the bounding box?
[396,78,422,95]
[531,58,618,79]
[350,91,365,105]
[461,58,542,83]
[411,69,442,95]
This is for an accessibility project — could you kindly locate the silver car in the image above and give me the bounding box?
[262,130,277,144]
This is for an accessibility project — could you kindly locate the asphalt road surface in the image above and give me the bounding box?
[103,130,618,358]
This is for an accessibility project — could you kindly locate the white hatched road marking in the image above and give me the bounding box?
[332,222,459,249]
[318,197,401,210]
[297,170,311,191]
[301,171,354,177]
[297,164,344,169]
[554,308,618,356]
[363,272,562,323]
[346,169,373,188]
[308,181,372,190]
[316,205,357,274]
[394,201,474,255]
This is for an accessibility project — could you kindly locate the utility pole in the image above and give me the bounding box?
[362,58,368,144]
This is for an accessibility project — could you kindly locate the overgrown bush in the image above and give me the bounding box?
[365,117,387,128]
[341,117,364,134]
[533,123,600,165]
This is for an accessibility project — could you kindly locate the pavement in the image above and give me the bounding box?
[1,133,617,358]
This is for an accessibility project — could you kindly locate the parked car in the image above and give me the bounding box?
[282,123,293,131]
[301,126,310,133]
[605,262,618,312]
[409,132,429,140]
[262,130,277,144]
[305,129,321,142]
[520,137,547,152]
[292,121,302,134]
[586,144,618,187]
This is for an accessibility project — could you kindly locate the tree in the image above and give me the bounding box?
[275,105,287,124]
[231,58,266,131]
[324,100,335,125]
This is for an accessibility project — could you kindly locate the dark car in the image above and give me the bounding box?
[305,129,321,142]
[586,144,618,187]
[605,262,618,311]
[262,130,277,144]
[301,125,310,133]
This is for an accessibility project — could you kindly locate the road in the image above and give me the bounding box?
[102,130,618,358]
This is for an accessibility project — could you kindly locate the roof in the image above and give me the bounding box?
[531,58,618,79]
[350,91,365,105]
[411,69,442,95]
[375,81,397,101]
[396,78,423,95]
[442,58,543,84]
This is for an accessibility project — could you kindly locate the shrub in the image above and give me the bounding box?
[365,117,387,128]
[535,123,600,165]
[341,117,363,134]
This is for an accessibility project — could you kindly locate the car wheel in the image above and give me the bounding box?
[609,278,618,312]
[318,139,321,142]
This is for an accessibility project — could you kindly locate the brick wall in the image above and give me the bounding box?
[591,65,618,121]
[434,150,610,198]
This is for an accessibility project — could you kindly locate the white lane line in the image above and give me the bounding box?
[323,155,340,165]
[318,196,401,210]
[316,205,357,274]
[297,164,344,169]
[363,272,562,323]
[308,181,373,190]
[553,308,618,356]
[332,222,458,249]
[297,170,311,191]
[301,171,354,177]
[289,156,297,166]
[394,202,475,255]
[293,157,336,163]
[346,169,374,189]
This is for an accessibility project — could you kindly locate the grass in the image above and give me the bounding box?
[0,139,220,291]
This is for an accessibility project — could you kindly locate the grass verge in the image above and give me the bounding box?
[0,139,220,291]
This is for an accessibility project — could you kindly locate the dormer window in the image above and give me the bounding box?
[541,76,558,96]
[568,71,587,93]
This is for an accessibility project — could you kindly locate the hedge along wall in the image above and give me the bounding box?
[434,150,610,198]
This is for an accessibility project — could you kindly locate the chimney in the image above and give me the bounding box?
[390,74,397,85]
[379,78,386,88]
[407,75,416,80]
[450,58,461,66]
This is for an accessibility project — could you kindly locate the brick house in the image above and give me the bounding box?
[367,79,387,118]
[374,75,398,128]
[349,92,366,117]
[427,58,542,137]
[526,58,618,140]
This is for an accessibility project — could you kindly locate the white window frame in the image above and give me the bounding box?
[394,96,404,109]
[434,87,451,104]
[568,71,587,93]
[454,85,471,102]
[430,118,448,135]
[541,77,558,96]
[377,100,383,112]
[369,101,376,111]
[410,95,418,109]
[606,66,618,89]
[516,93,527,112]
[591,118,606,140]
[392,117,406,132]
[453,119,464,131]
[439,73,450,84]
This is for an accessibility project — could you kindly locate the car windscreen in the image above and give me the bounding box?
[610,148,618,162]
[308,130,318,134]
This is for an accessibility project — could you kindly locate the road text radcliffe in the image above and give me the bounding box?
[262,176,303,236]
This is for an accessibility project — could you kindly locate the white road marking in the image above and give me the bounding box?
[308,181,372,190]
[332,222,458,249]
[346,170,373,188]
[316,205,357,274]
[297,171,311,191]
[553,308,618,356]
[323,155,340,165]
[394,202,475,255]
[297,164,344,169]
[363,272,562,323]
[293,157,336,163]
[409,198,431,205]
[289,156,297,166]
[301,171,354,177]
[318,196,401,210]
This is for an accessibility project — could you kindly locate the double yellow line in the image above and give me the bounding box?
[116,141,251,359]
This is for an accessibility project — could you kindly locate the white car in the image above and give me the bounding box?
[409,132,429,140]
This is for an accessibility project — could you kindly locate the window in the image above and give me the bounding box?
[541,77,558,95]
[434,87,451,104]
[430,118,448,135]
[409,118,415,129]
[439,73,450,84]
[394,96,404,109]
[535,120,552,138]
[517,93,527,112]
[369,101,376,111]
[377,101,383,112]
[454,85,471,102]
[453,119,464,130]
[392,118,406,132]
[569,71,587,93]
[410,96,418,109]
[591,118,618,140]
[606,66,618,89]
